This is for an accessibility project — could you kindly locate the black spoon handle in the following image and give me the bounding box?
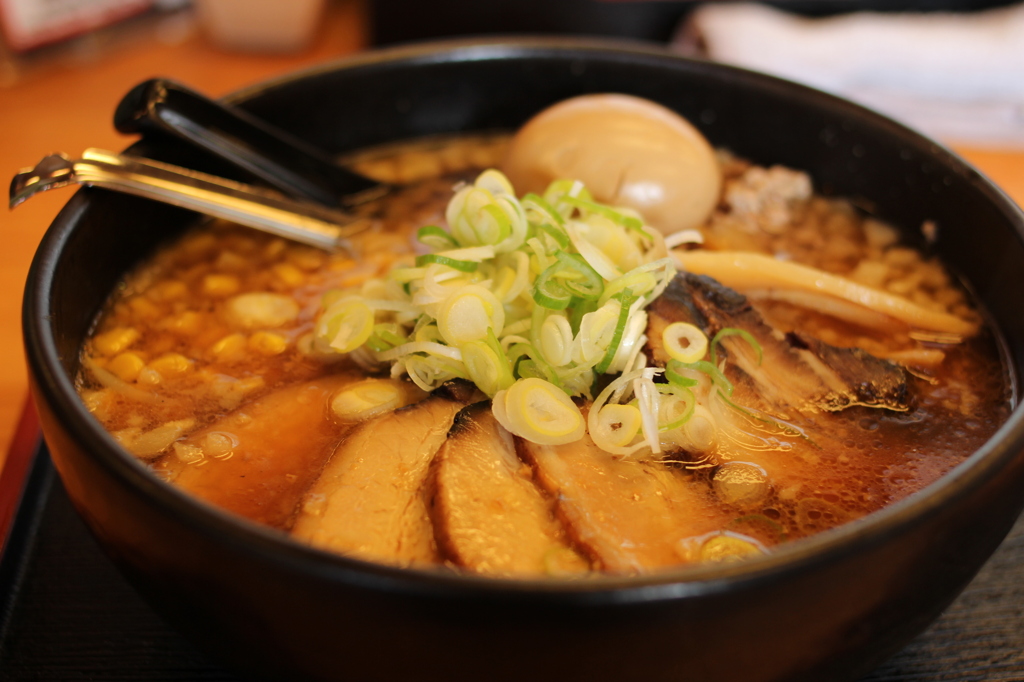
[114,78,385,207]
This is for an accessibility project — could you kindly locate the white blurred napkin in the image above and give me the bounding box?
[675,2,1024,147]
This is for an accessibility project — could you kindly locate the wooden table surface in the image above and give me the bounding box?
[0,0,1022,471]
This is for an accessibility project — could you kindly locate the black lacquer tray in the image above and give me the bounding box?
[1,440,1022,682]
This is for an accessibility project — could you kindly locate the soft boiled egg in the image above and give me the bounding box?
[502,94,722,234]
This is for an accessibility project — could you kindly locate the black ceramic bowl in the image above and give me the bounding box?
[23,38,1024,682]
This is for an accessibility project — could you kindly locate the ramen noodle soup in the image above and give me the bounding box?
[76,108,1010,578]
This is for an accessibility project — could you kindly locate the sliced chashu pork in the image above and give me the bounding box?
[519,432,729,575]
[647,272,908,414]
[163,374,425,528]
[291,384,473,567]
[432,403,589,577]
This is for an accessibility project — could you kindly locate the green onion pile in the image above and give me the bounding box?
[313,169,736,453]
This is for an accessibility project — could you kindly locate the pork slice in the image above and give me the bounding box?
[649,273,908,413]
[291,393,467,567]
[786,332,908,411]
[519,434,727,575]
[432,403,589,577]
[164,373,360,528]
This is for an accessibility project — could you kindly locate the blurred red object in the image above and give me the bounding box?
[0,0,152,52]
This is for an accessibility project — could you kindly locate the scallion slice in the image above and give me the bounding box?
[595,289,638,375]
[507,342,563,388]
[461,328,515,397]
[710,327,763,366]
[656,383,696,431]
[668,359,735,397]
[417,225,458,250]
[493,377,585,445]
[522,192,566,226]
[414,254,479,272]
[560,195,647,234]
[663,322,708,364]
[538,222,571,250]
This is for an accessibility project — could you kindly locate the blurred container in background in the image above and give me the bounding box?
[192,0,325,52]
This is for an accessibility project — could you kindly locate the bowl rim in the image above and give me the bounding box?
[23,36,1024,601]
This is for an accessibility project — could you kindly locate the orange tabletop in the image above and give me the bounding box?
[0,3,1022,471]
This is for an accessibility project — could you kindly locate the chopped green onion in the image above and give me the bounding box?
[668,359,734,397]
[595,289,638,375]
[492,377,585,445]
[366,323,407,353]
[568,297,598,336]
[538,222,571,250]
[414,254,479,272]
[532,278,572,310]
[417,225,458,250]
[663,322,708,364]
[311,167,764,456]
[553,251,604,301]
[437,285,505,346]
[656,383,696,431]
[461,328,514,397]
[507,343,562,388]
[593,403,643,448]
[522,192,565,226]
[533,251,604,310]
[374,324,408,348]
[665,363,701,388]
[560,195,646,234]
[539,313,573,367]
[710,327,763,366]
[316,299,375,353]
[543,179,592,208]
[365,334,391,353]
[563,220,623,282]
[481,204,513,244]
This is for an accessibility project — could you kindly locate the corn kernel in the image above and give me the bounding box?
[81,389,114,421]
[137,367,163,386]
[148,353,193,378]
[339,265,376,288]
[328,257,356,272]
[263,238,287,260]
[202,432,237,459]
[148,280,188,302]
[223,293,299,329]
[248,331,288,356]
[173,442,205,465]
[202,274,241,297]
[272,262,306,288]
[161,310,203,336]
[92,327,140,356]
[226,234,259,254]
[238,376,265,395]
[215,250,248,272]
[285,246,325,271]
[211,333,247,362]
[108,352,146,382]
[181,232,218,256]
[128,296,163,321]
[368,251,397,271]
